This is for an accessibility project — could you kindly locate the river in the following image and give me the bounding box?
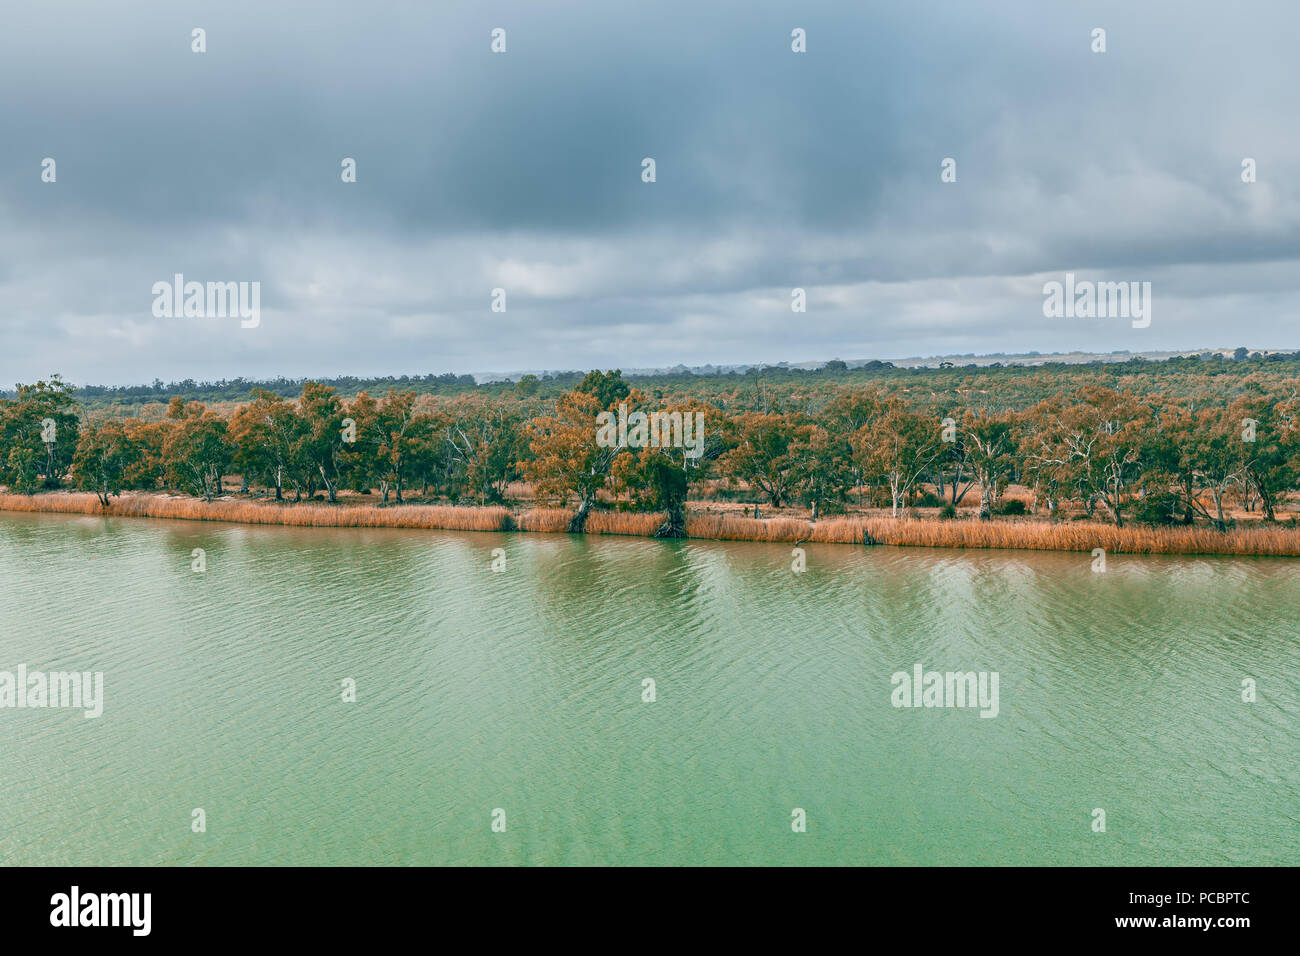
[1,511,1296,865]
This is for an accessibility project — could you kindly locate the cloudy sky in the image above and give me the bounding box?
[2,0,1298,386]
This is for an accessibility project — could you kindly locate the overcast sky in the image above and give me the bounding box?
[1,0,1298,386]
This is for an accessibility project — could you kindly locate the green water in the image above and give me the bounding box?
[0,511,1296,866]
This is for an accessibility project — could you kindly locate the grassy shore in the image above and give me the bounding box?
[3,491,1299,556]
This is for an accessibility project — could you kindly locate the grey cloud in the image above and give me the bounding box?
[1,0,1298,385]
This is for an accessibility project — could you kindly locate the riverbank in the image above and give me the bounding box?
[2,491,1299,556]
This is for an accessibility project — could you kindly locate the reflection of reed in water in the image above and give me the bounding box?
[2,491,1299,556]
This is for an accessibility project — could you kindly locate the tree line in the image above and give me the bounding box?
[28,350,1300,413]
[2,371,1297,536]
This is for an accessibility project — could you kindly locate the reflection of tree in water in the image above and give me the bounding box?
[526,535,714,653]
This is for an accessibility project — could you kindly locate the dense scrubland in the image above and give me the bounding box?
[2,353,1300,554]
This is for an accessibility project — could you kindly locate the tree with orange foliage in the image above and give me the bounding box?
[524,371,645,533]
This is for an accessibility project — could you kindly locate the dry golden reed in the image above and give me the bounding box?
[2,492,1298,556]
[515,508,572,533]
[585,511,667,536]
[0,492,511,532]
[684,513,1300,556]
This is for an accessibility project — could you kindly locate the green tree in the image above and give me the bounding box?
[162,404,231,501]
[853,402,939,517]
[441,394,525,504]
[720,412,804,509]
[347,389,429,504]
[228,389,304,500]
[296,382,349,502]
[1185,405,1243,530]
[962,409,1017,520]
[575,369,631,409]
[0,376,80,491]
[1234,393,1298,522]
[790,423,854,519]
[71,419,142,506]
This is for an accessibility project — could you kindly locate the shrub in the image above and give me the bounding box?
[1129,492,1181,527]
[997,499,1028,516]
[939,503,957,519]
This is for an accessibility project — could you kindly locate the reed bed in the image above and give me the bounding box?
[0,492,512,532]
[868,517,1300,555]
[514,509,668,537]
[685,514,815,543]
[585,511,667,537]
[684,512,1300,555]
[2,492,1298,555]
[514,508,572,533]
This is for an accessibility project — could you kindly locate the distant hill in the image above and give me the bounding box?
[7,347,1297,409]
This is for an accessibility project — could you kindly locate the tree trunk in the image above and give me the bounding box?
[318,465,338,503]
[1253,475,1276,521]
[654,501,686,538]
[568,496,593,534]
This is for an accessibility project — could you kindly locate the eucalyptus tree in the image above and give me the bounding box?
[71,419,142,506]
[853,401,939,517]
[961,409,1018,519]
[296,382,350,503]
[228,389,304,500]
[524,384,644,533]
[0,376,80,491]
[720,412,805,510]
[162,404,232,501]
